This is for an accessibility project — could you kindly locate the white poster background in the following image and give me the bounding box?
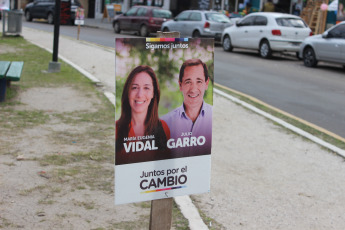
[115,155,211,205]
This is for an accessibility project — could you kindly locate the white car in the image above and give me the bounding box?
[299,21,345,68]
[221,12,312,58]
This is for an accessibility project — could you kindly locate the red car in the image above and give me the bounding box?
[112,6,172,37]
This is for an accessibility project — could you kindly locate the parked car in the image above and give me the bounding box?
[161,10,233,41]
[299,21,345,68]
[112,6,172,37]
[25,0,82,24]
[221,12,312,58]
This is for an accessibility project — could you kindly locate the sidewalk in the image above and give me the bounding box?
[2,21,345,229]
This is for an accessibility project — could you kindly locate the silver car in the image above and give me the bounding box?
[299,21,345,68]
[161,10,233,41]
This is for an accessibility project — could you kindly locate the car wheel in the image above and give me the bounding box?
[303,47,318,67]
[192,30,201,38]
[47,12,54,24]
[259,40,272,59]
[163,27,169,32]
[114,22,121,33]
[223,35,233,52]
[25,11,32,21]
[140,25,148,37]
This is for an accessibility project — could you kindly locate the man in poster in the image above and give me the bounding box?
[162,59,212,158]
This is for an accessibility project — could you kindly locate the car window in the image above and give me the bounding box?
[175,11,191,21]
[328,24,345,38]
[189,12,202,21]
[275,18,307,28]
[238,16,254,26]
[254,16,267,26]
[136,8,148,16]
[126,7,138,16]
[153,9,172,19]
[205,13,230,23]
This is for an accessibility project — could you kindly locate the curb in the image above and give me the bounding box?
[30,40,114,106]
[215,88,345,158]
[175,196,209,230]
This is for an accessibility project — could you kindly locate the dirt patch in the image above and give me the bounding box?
[0,87,156,229]
[16,87,99,112]
[0,45,22,55]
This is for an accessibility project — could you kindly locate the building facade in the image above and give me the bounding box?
[14,0,294,19]
[89,0,294,19]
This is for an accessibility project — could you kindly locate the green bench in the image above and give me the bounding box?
[0,61,24,102]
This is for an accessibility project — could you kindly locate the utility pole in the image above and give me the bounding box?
[48,0,61,73]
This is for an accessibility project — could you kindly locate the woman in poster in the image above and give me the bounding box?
[116,65,170,165]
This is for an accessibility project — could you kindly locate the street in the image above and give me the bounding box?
[215,46,345,139]
[22,20,345,139]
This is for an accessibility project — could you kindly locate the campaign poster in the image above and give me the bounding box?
[115,38,214,205]
[74,8,84,25]
[0,0,9,10]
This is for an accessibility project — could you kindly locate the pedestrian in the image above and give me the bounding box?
[262,0,275,12]
[337,2,345,21]
[292,0,303,16]
[244,3,253,15]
